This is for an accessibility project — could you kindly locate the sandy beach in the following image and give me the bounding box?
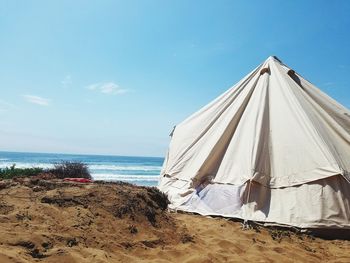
[0,177,349,263]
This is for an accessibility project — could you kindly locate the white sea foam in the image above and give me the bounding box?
[0,162,54,169]
[91,173,160,181]
[88,164,162,171]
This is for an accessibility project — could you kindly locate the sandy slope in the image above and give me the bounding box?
[0,178,349,263]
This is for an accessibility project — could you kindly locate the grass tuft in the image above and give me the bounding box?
[0,162,92,180]
[0,164,43,179]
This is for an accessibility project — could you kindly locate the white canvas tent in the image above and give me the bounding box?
[159,56,350,230]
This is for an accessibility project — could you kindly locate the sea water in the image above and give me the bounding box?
[0,151,163,186]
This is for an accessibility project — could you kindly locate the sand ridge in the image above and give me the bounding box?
[0,178,349,262]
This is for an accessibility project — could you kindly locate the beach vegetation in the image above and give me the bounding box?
[0,164,43,179]
[49,161,92,179]
[0,162,92,180]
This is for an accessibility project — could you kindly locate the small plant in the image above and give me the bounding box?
[0,164,43,179]
[49,161,91,179]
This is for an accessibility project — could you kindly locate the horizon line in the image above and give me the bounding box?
[0,150,164,160]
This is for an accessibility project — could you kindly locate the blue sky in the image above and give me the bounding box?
[0,0,349,157]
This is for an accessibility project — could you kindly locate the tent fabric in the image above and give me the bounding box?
[159,56,350,229]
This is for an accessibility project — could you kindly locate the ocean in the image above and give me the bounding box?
[0,151,164,187]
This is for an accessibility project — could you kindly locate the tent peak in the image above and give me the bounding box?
[266,55,282,63]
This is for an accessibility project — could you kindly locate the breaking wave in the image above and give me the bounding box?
[92,173,160,182]
[88,164,162,171]
[0,162,54,169]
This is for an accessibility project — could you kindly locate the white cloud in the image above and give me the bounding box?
[22,95,50,106]
[86,82,129,95]
[0,100,16,113]
[61,75,72,88]
[86,83,100,91]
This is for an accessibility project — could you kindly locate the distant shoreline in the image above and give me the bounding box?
[0,150,164,160]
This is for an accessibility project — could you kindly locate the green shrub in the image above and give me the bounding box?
[49,161,91,179]
[0,164,43,179]
[0,162,92,180]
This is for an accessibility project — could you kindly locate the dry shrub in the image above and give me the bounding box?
[49,161,91,179]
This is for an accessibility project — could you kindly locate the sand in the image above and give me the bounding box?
[0,177,349,263]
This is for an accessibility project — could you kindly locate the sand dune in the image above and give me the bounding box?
[0,178,349,263]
